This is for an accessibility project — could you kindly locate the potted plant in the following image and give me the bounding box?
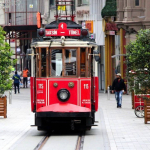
[126,29,150,123]
[0,26,16,95]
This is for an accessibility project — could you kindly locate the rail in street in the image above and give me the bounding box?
[32,131,85,150]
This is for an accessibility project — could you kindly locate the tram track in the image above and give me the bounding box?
[75,132,85,150]
[33,131,85,150]
[34,135,50,150]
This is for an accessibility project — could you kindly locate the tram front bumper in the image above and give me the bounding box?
[36,103,91,117]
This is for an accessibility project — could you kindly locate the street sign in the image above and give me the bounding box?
[45,23,81,36]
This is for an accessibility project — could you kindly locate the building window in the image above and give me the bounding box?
[78,0,82,6]
[78,0,89,6]
[50,0,55,8]
[82,0,89,5]
[135,0,139,6]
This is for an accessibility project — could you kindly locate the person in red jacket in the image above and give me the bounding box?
[112,73,126,108]
[22,68,29,88]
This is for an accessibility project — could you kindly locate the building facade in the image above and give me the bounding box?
[101,0,150,92]
[2,0,45,72]
[89,0,106,92]
[101,0,126,91]
[116,0,150,44]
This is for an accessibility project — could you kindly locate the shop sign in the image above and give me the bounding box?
[109,31,115,35]
[58,6,66,11]
[106,22,118,31]
[85,21,93,33]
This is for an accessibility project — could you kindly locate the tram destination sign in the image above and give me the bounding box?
[45,23,81,37]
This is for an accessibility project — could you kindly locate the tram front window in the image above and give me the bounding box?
[51,49,62,77]
[65,49,76,76]
[50,49,77,77]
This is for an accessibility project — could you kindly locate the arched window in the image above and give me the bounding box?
[135,0,139,6]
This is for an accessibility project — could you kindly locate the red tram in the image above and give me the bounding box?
[30,20,100,131]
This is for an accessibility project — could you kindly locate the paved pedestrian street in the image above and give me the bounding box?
[0,89,150,150]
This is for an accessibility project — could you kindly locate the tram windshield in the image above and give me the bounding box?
[51,49,77,77]
[51,49,63,77]
[35,47,90,78]
[65,49,77,76]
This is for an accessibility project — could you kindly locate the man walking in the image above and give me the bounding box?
[22,67,29,88]
[112,73,126,108]
[12,71,21,94]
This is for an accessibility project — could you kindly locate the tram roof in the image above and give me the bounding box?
[31,38,97,48]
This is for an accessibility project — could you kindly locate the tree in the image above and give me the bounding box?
[126,29,150,95]
[0,26,16,97]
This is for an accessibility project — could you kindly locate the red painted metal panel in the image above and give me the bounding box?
[37,103,91,112]
[48,79,78,105]
[36,79,47,110]
[35,78,91,112]
[134,94,148,108]
[80,79,91,110]
[30,77,35,112]
[93,77,99,111]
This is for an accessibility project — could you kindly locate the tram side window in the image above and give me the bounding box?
[41,48,46,77]
[65,49,76,76]
[51,49,62,77]
[80,48,86,77]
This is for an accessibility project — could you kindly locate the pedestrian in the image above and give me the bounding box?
[112,73,126,108]
[22,67,29,88]
[12,71,21,94]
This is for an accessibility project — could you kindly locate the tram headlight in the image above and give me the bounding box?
[81,29,89,37]
[57,89,70,102]
[37,28,45,37]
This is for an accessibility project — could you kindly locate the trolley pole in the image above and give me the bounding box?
[107,86,110,100]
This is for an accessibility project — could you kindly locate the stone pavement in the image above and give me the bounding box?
[0,88,150,150]
[100,93,150,150]
[0,88,34,150]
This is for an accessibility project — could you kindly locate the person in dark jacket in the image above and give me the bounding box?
[12,71,21,94]
[112,73,126,108]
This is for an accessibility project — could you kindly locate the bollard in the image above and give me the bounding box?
[9,89,12,104]
[107,86,110,100]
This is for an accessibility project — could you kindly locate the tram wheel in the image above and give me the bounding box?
[135,105,144,118]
